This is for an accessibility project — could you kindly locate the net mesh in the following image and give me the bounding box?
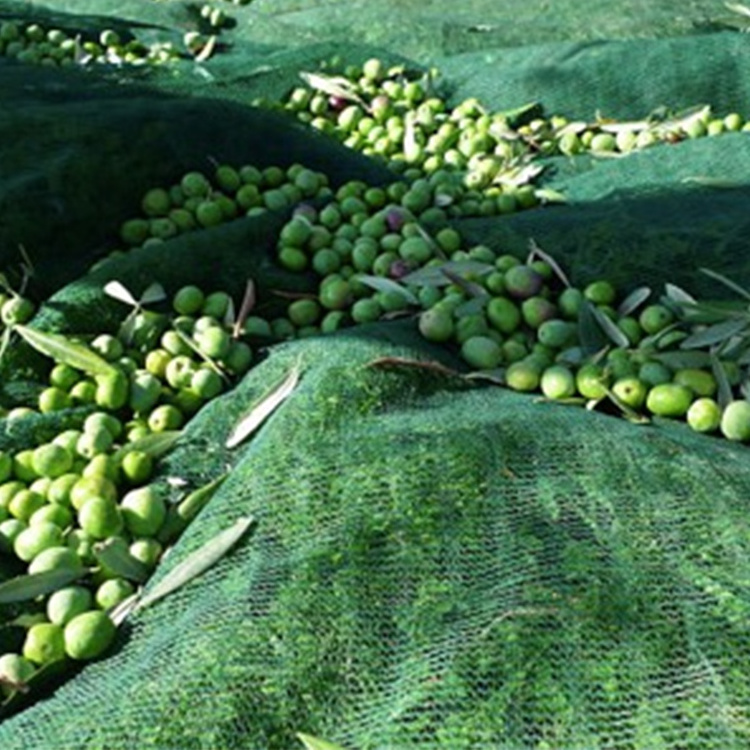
[2,1,750,748]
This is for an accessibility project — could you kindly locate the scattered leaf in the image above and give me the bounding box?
[663,283,697,306]
[93,539,150,584]
[699,267,750,302]
[114,431,182,462]
[356,276,419,305]
[441,268,488,299]
[400,260,494,287]
[650,350,713,370]
[297,733,349,750]
[109,592,140,627]
[587,302,630,348]
[138,282,167,306]
[226,363,301,449]
[710,352,734,408]
[617,286,651,317]
[135,516,255,612]
[680,318,749,349]
[103,280,139,307]
[233,279,256,338]
[527,239,571,288]
[194,34,217,63]
[0,569,82,604]
[365,356,462,378]
[299,71,367,108]
[13,325,116,377]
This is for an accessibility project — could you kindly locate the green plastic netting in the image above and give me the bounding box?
[2,1,750,748]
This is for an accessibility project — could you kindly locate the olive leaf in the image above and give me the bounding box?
[527,240,571,288]
[226,363,301,449]
[650,350,713,370]
[708,351,735,409]
[299,71,367,109]
[403,111,422,164]
[534,188,567,204]
[663,282,697,306]
[356,276,419,305]
[134,516,255,612]
[680,318,749,349]
[13,325,116,377]
[579,301,629,350]
[297,733,349,750]
[114,431,182,462]
[233,279,256,338]
[617,286,651,317]
[699,267,750,302]
[441,268,488,299]
[158,473,230,545]
[400,260,493,287]
[93,539,150,584]
[0,569,82,604]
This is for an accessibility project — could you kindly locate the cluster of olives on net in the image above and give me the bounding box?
[0,282,256,694]
[263,178,750,440]
[0,19,181,67]
[272,58,750,218]
[114,163,332,257]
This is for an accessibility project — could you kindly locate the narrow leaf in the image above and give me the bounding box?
[400,261,494,287]
[664,283,697,306]
[700,267,750,302]
[194,34,217,63]
[226,364,301,449]
[299,71,367,108]
[527,239,571,288]
[617,286,651,317]
[0,569,82,604]
[104,280,139,307]
[233,279,256,338]
[297,733,348,750]
[441,268,488,299]
[138,282,168,306]
[650,350,713,370]
[115,431,182,462]
[588,303,630,348]
[680,318,749,349]
[14,325,117,377]
[135,516,255,612]
[357,276,419,305]
[412,223,448,260]
[726,1,750,19]
[710,352,734,408]
[578,301,609,355]
[365,356,462,378]
[534,188,567,205]
[110,593,140,627]
[179,473,229,523]
[94,540,150,584]
[454,297,488,317]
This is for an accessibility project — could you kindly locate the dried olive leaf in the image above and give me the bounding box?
[93,540,150,583]
[14,325,117,377]
[0,569,82,604]
[297,733,349,750]
[356,276,419,305]
[617,286,651,317]
[299,71,367,109]
[233,279,256,338]
[103,280,139,307]
[134,516,255,612]
[527,239,571,288]
[110,592,140,627]
[226,364,301,449]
